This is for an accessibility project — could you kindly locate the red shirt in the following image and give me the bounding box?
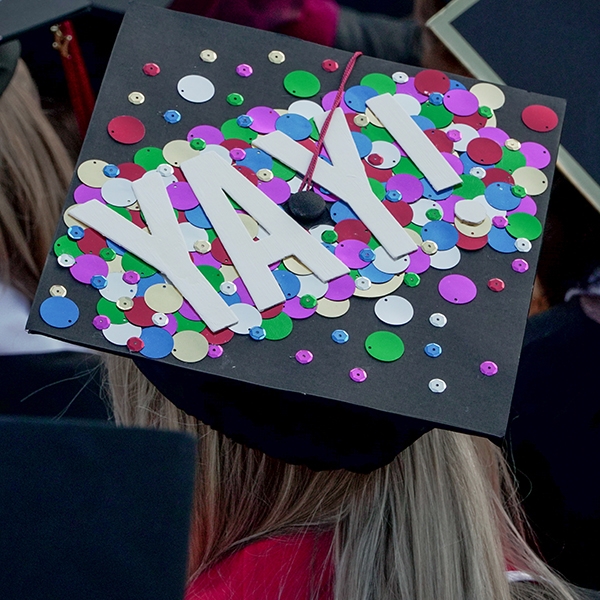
[184,532,334,600]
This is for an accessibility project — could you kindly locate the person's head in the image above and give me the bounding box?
[0,58,73,301]
[106,354,579,600]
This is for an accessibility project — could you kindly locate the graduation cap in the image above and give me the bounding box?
[0,0,91,102]
[0,417,195,600]
[428,0,600,212]
[0,0,91,44]
[28,3,566,471]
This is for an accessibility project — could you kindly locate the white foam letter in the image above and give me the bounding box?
[254,108,418,259]
[69,171,238,332]
[366,93,462,192]
[181,152,348,312]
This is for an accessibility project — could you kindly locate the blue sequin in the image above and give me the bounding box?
[273,270,301,299]
[344,85,378,113]
[485,182,521,211]
[358,262,394,284]
[107,239,127,255]
[385,190,402,202]
[421,178,453,200]
[136,273,166,296]
[330,201,359,223]
[424,343,442,357]
[186,205,212,229]
[91,275,108,289]
[236,148,273,172]
[449,79,467,90]
[103,164,120,177]
[249,326,266,340]
[358,247,375,262]
[236,114,253,128]
[488,226,518,253]
[275,113,312,141]
[67,226,85,240]
[351,132,373,158]
[140,327,174,359]
[421,220,459,251]
[412,115,436,131]
[219,291,241,306]
[163,110,181,124]
[429,93,443,106]
[39,296,79,329]
[331,329,349,344]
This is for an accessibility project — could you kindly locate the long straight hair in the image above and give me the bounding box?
[0,60,73,300]
[106,355,580,600]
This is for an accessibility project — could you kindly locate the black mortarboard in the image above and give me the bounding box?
[28,3,565,471]
[0,417,195,600]
[428,0,600,212]
[0,0,91,95]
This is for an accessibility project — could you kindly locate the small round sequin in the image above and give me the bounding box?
[446,129,462,142]
[128,91,145,105]
[230,148,246,161]
[39,296,79,328]
[300,294,317,309]
[57,254,75,267]
[385,190,402,202]
[157,164,174,178]
[151,312,169,327]
[492,215,508,228]
[91,275,108,289]
[512,258,529,273]
[127,336,144,352]
[429,313,447,328]
[67,226,85,240]
[295,349,313,364]
[487,278,505,292]
[355,276,372,291]
[515,238,532,252]
[367,153,383,166]
[512,184,527,198]
[268,50,285,64]
[142,62,160,76]
[470,166,486,179]
[93,315,110,330]
[194,240,211,254]
[505,138,521,151]
[227,93,244,106]
[358,248,375,262]
[321,59,338,72]
[117,296,134,311]
[479,106,493,118]
[365,331,404,362]
[190,138,206,151]
[200,49,217,62]
[236,63,253,77]
[421,241,438,255]
[123,271,140,284]
[331,329,349,344]
[177,75,215,103]
[103,164,120,177]
[208,344,223,358]
[480,360,498,376]
[424,343,442,357]
[220,281,237,295]
[256,168,273,182]
[349,367,367,382]
[429,378,447,393]
[249,326,267,340]
[107,116,146,145]
[236,114,253,128]
[404,273,421,287]
[392,71,409,84]
[354,114,369,127]
[49,285,67,297]
[163,110,181,124]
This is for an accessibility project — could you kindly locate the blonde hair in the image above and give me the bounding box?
[0,59,73,301]
[106,354,581,600]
